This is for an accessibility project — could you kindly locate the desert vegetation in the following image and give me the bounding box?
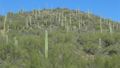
[0,8,120,68]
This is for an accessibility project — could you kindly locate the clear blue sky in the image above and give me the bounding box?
[0,0,120,21]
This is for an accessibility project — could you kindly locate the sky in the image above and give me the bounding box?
[0,0,120,22]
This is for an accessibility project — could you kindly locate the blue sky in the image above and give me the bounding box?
[0,0,120,21]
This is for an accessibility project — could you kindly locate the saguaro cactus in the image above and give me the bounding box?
[69,13,72,25]
[100,18,103,33]
[99,18,102,46]
[75,9,79,16]
[1,15,9,44]
[45,30,48,59]
[108,20,113,34]
[3,15,7,34]
[78,20,81,30]
[61,12,64,27]
[58,13,61,24]
[29,16,32,26]
[87,10,90,18]
[64,15,70,32]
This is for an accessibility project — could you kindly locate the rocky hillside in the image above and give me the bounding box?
[0,8,120,68]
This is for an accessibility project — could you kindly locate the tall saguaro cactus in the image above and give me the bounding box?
[45,30,48,59]
[1,15,9,44]
[87,10,90,18]
[58,13,61,24]
[100,18,103,33]
[99,18,102,46]
[69,13,72,25]
[3,15,7,34]
[29,16,32,26]
[75,9,79,16]
[78,20,81,30]
[108,20,113,34]
[61,12,64,27]
[64,16,69,32]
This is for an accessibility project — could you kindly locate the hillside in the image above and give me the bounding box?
[0,8,120,68]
